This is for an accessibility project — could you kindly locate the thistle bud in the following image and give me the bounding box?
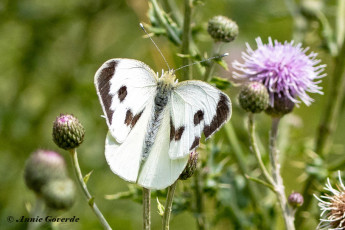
[207,16,238,43]
[42,178,76,210]
[265,93,295,117]
[24,150,67,193]
[288,192,304,208]
[238,82,269,113]
[179,151,198,180]
[53,114,85,150]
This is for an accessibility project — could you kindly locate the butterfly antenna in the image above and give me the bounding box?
[173,53,229,73]
[140,23,171,71]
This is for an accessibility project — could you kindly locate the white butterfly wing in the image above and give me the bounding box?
[105,99,154,182]
[138,106,189,189]
[169,81,231,159]
[94,58,157,143]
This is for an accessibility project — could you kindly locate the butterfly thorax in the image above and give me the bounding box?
[141,71,175,161]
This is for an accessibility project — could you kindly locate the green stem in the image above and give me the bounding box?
[28,196,45,230]
[143,188,151,230]
[69,149,112,230]
[224,122,270,229]
[204,42,221,82]
[336,0,345,47]
[248,113,275,186]
[193,167,207,230]
[283,0,307,43]
[269,118,295,230]
[181,0,193,80]
[162,181,177,230]
[296,31,345,227]
[150,0,181,45]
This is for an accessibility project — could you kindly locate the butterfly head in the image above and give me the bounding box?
[159,70,177,87]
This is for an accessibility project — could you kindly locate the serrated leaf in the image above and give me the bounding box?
[157,197,165,216]
[88,197,95,206]
[210,77,231,90]
[215,59,229,71]
[83,170,93,184]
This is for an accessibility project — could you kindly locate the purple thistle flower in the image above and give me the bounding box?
[232,37,326,106]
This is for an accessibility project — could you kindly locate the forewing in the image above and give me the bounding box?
[137,106,189,189]
[94,58,157,143]
[105,100,154,182]
[169,81,231,159]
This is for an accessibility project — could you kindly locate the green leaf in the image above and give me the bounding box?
[210,77,232,90]
[215,59,229,71]
[88,197,95,207]
[157,197,165,216]
[83,170,93,184]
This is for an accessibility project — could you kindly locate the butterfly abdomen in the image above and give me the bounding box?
[142,81,172,161]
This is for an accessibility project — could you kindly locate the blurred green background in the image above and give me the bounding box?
[0,0,343,229]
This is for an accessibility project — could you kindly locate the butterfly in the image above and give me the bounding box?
[94,58,232,189]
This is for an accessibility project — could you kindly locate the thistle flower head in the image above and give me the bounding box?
[207,16,239,43]
[232,37,325,106]
[53,114,85,150]
[179,151,198,180]
[24,150,67,193]
[314,171,345,229]
[288,192,304,208]
[238,81,269,113]
[42,178,76,210]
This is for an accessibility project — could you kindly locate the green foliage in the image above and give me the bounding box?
[1,0,344,229]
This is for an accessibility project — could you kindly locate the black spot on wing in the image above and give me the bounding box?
[190,137,200,151]
[125,110,133,126]
[170,119,175,142]
[170,119,185,142]
[97,60,118,124]
[174,126,185,141]
[118,86,127,102]
[131,110,143,128]
[203,94,230,138]
[124,109,143,128]
[194,110,204,125]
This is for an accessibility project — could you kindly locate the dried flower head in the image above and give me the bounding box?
[232,37,325,106]
[314,171,345,229]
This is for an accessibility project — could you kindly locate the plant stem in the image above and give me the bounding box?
[204,42,221,82]
[150,0,181,45]
[269,118,295,230]
[193,167,207,230]
[248,113,274,186]
[162,181,177,230]
[143,188,151,230]
[224,122,270,229]
[296,32,345,227]
[69,149,112,230]
[28,196,45,230]
[181,0,193,80]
